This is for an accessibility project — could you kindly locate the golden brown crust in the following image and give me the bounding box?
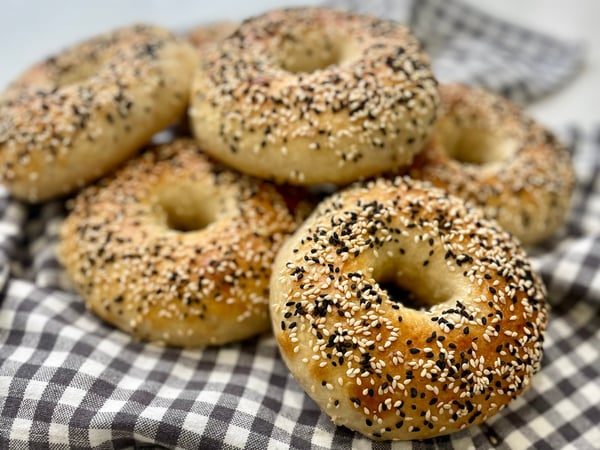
[59,139,296,347]
[0,24,198,202]
[270,177,548,440]
[408,83,575,245]
[190,7,439,185]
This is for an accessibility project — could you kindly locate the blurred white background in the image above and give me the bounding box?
[462,0,600,132]
[1,0,598,131]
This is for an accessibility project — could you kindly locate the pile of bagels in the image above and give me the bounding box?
[0,7,575,441]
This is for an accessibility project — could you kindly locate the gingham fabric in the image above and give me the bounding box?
[1,1,598,449]
[325,0,584,103]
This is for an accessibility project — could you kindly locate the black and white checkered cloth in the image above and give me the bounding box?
[326,0,584,104]
[1,1,598,449]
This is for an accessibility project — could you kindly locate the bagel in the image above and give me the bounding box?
[0,24,197,202]
[408,83,574,245]
[190,7,439,185]
[59,139,296,347]
[270,176,548,440]
[186,21,237,53]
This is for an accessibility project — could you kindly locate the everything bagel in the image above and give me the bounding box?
[190,7,439,185]
[408,83,575,245]
[59,139,296,347]
[0,24,197,201]
[270,177,548,440]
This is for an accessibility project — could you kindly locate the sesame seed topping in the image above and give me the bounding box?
[272,176,548,439]
[190,7,439,186]
[59,138,295,347]
[1,24,197,202]
[408,83,574,245]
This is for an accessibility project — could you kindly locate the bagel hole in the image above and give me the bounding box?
[277,32,342,73]
[378,281,428,309]
[438,119,518,165]
[157,188,217,233]
[164,205,213,232]
[55,64,101,86]
[47,46,122,87]
[375,262,455,309]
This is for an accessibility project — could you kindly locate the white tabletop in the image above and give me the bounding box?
[2,0,598,132]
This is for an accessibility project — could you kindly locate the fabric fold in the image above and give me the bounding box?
[325,0,585,103]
